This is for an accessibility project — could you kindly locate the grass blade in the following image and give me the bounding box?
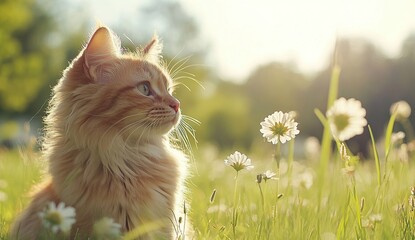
[368,125,381,186]
[384,112,397,159]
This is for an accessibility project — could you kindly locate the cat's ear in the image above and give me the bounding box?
[140,35,163,63]
[84,27,120,82]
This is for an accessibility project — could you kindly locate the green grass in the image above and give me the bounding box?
[0,148,44,239]
[190,147,415,239]
[2,143,415,239]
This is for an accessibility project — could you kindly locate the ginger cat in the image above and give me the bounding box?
[11,27,189,239]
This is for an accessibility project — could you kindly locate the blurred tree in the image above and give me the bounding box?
[393,34,415,109]
[137,0,206,60]
[193,81,252,150]
[0,0,56,113]
[243,62,308,144]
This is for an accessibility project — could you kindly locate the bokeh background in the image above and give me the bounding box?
[1,0,415,157]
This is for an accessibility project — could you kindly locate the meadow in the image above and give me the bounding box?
[1,68,415,240]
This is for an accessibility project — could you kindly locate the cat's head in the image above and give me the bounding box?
[54,27,181,145]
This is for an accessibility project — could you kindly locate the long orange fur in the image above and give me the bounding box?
[11,27,189,239]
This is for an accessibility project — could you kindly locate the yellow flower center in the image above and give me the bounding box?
[333,114,350,132]
[45,211,62,225]
[271,123,288,136]
[232,162,245,172]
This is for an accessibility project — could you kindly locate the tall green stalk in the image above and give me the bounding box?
[318,64,341,177]
[368,125,381,186]
[232,172,239,239]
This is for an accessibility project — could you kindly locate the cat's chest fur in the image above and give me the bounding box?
[50,139,186,232]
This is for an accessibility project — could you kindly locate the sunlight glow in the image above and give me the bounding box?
[183,0,415,80]
[80,0,415,80]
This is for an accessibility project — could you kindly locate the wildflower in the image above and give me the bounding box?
[261,170,277,182]
[38,202,76,234]
[369,213,383,223]
[326,98,367,141]
[93,217,121,240]
[292,171,314,189]
[256,174,263,183]
[362,214,382,229]
[304,136,320,160]
[391,131,405,145]
[224,151,254,172]
[390,100,411,120]
[260,111,300,144]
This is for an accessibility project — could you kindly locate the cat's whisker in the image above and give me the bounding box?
[181,115,201,125]
[171,82,191,92]
[170,63,202,79]
[99,112,149,145]
[118,117,151,143]
[167,53,190,76]
[169,115,199,158]
[125,121,150,146]
[105,119,149,151]
[170,62,204,77]
[165,48,185,71]
[169,56,193,77]
[172,75,204,91]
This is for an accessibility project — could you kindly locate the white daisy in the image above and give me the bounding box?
[93,217,122,239]
[38,202,76,234]
[260,111,300,144]
[390,100,411,120]
[261,170,277,182]
[224,151,254,172]
[326,98,367,141]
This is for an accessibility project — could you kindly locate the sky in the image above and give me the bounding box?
[75,0,415,81]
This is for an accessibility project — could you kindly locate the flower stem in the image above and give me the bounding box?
[287,139,295,193]
[232,171,239,239]
[274,142,281,221]
[258,182,265,213]
[274,142,281,167]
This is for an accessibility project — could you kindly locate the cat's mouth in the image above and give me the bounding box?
[166,110,181,127]
[147,108,181,130]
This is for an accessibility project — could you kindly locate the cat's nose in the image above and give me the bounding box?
[169,98,180,113]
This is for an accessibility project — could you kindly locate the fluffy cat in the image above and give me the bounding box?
[11,26,189,239]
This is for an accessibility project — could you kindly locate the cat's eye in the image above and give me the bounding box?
[137,82,152,96]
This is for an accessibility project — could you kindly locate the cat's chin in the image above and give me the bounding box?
[158,116,181,134]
